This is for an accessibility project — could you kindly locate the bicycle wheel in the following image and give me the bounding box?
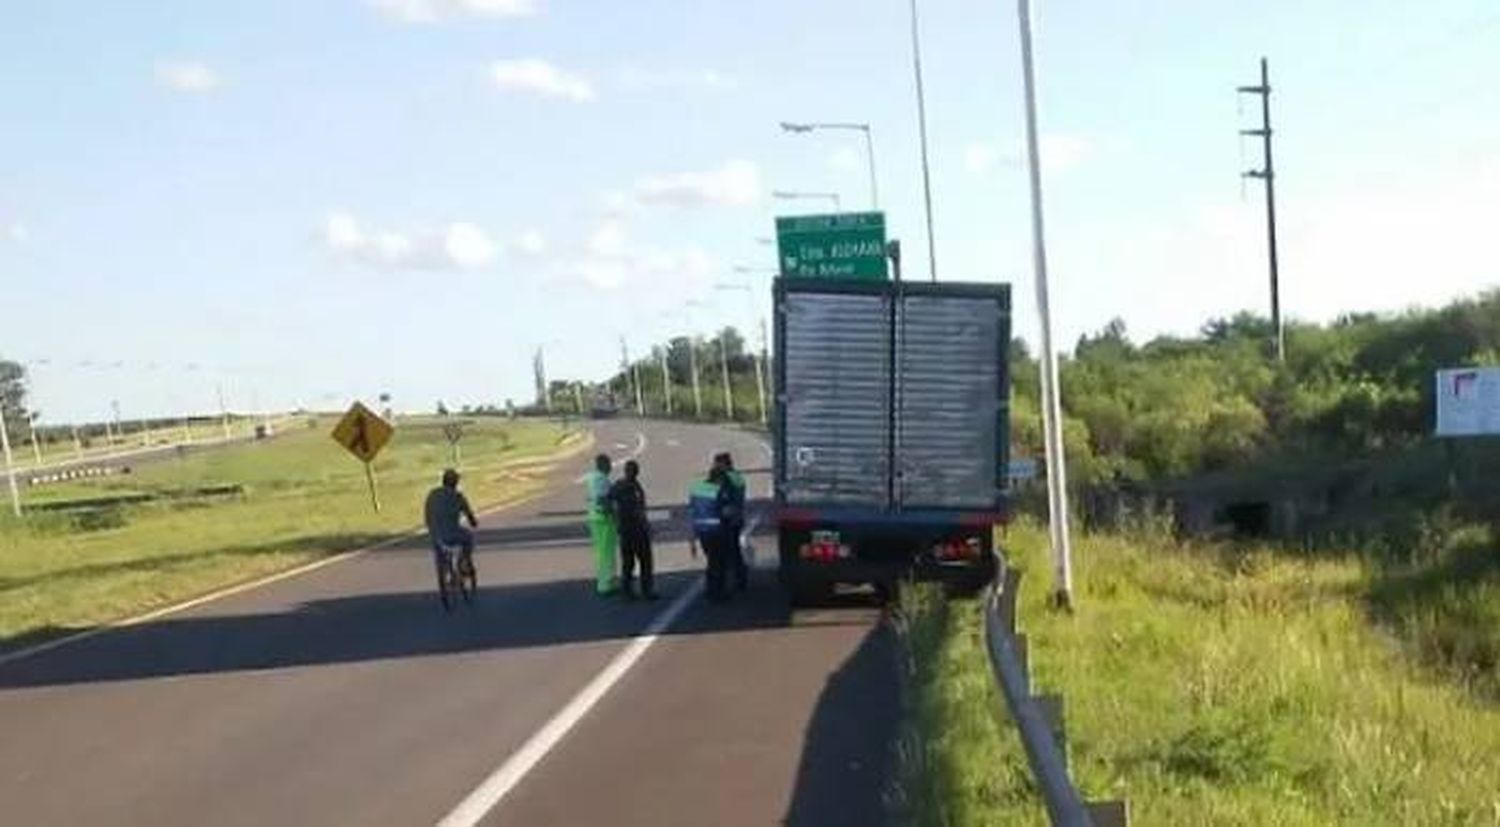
[435,552,456,612]
[459,554,477,605]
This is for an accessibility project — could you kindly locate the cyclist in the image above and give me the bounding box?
[425,468,478,567]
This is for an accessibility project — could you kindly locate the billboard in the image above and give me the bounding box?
[1435,367,1500,437]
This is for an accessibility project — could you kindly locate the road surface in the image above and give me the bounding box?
[0,420,900,826]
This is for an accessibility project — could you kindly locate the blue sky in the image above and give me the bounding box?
[2,0,1498,422]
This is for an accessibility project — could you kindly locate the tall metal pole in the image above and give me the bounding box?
[909,0,939,282]
[71,423,83,460]
[659,348,673,416]
[718,334,734,421]
[754,317,769,425]
[0,405,21,517]
[1239,57,1283,362]
[861,126,880,209]
[28,415,42,466]
[1017,0,1074,608]
[689,339,703,419]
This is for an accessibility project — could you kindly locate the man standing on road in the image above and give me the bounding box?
[715,452,749,592]
[688,462,738,602]
[608,460,656,601]
[584,453,620,597]
[425,469,478,564]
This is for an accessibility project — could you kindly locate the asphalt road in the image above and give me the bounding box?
[0,420,900,826]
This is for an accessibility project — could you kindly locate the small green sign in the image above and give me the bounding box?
[776,211,888,280]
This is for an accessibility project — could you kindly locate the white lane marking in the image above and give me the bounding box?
[438,578,704,826]
[572,431,648,483]
[665,438,680,448]
[0,433,599,668]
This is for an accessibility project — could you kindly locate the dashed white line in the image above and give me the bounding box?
[437,578,703,826]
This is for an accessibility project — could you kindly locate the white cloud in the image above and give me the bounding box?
[320,211,500,271]
[633,160,761,209]
[617,66,736,92]
[963,133,1091,176]
[155,60,220,94]
[3,222,26,243]
[490,59,593,101]
[561,221,715,292]
[371,0,539,23]
[514,228,547,256]
[829,146,862,173]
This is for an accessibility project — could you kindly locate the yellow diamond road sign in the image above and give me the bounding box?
[331,402,393,464]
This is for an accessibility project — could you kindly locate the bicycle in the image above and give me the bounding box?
[433,539,477,611]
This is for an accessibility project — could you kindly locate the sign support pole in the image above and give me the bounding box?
[364,461,381,513]
[0,404,21,517]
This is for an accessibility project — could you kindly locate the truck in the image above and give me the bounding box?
[773,276,1011,604]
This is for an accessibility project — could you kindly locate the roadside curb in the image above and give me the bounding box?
[0,426,597,668]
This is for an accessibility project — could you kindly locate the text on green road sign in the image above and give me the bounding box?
[776,211,888,281]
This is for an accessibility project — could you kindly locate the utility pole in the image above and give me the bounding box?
[908,0,939,282]
[658,348,673,417]
[689,338,703,419]
[754,318,769,425]
[0,404,20,517]
[620,337,644,417]
[1239,57,1284,363]
[28,414,42,466]
[717,333,734,421]
[1016,0,1074,608]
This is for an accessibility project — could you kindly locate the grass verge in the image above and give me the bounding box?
[0,416,577,646]
[893,520,1500,826]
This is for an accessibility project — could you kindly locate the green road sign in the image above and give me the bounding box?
[776,211,888,280]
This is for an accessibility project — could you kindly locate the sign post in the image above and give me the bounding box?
[331,401,394,513]
[776,212,889,280]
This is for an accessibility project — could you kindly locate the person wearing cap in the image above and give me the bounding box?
[687,461,738,602]
[583,453,620,597]
[715,452,750,592]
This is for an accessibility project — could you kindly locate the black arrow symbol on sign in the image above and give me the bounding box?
[350,414,370,457]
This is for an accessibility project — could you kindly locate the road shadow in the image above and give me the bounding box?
[782,611,901,827]
[0,543,798,691]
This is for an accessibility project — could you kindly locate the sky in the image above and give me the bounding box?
[2,0,1498,422]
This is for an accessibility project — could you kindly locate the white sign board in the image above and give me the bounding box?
[1435,367,1500,436]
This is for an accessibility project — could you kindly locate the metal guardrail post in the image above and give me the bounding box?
[984,563,1129,826]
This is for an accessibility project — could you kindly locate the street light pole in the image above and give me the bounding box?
[909,0,939,282]
[658,347,673,417]
[1016,0,1074,608]
[717,279,769,425]
[0,404,21,517]
[780,122,879,210]
[717,333,734,421]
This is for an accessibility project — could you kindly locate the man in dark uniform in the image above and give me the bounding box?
[687,463,738,602]
[608,460,657,600]
[715,452,749,592]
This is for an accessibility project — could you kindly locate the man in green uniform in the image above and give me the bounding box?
[584,453,619,597]
[715,452,749,592]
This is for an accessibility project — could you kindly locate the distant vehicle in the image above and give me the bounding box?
[773,277,1010,604]
[589,400,619,419]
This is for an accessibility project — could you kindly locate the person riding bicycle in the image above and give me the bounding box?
[425,468,478,565]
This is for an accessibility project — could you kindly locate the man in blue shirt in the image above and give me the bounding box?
[424,468,478,563]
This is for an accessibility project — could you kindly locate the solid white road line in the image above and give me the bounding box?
[0,434,594,670]
[437,578,704,826]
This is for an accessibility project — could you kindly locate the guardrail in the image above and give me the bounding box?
[983,560,1130,827]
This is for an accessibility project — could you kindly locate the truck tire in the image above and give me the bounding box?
[786,576,832,608]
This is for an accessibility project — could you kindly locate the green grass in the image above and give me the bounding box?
[894,520,1500,826]
[0,416,578,645]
